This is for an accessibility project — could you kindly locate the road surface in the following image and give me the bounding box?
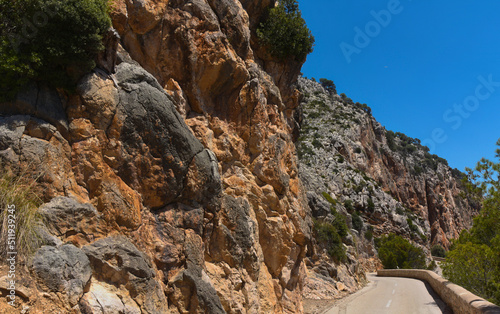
[325,273,451,314]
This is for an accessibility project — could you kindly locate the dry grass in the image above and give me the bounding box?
[0,165,45,261]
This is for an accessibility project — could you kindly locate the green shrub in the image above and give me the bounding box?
[257,0,314,62]
[442,242,499,303]
[385,130,396,151]
[308,111,321,119]
[407,218,419,233]
[351,211,363,232]
[331,209,349,238]
[420,233,428,243]
[354,102,372,115]
[309,99,330,112]
[364,229,373,241]
[367,197,375,212]
[322,192,336,205]
[384,129,450,171]
[375,233,427,269]
[431,245,446,258]
[344,199,354,212]
[314,220,346,263]
[297,143,315,160]
[441,143,500,304]
[312,138,323,148]
[427,260,437,270]
[0,0,111,100]
[339,93,354,106]
[354,184,363,194]
[319,78,336,94]
[0,167,44,261]
[451,168,465,180]
[396,206,405,215]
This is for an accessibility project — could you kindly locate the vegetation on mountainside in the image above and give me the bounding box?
[339,93,372,115]
[0,0,111,100]
[314,207,349,263]
[442,140,500,305]
[431,244,446,258]
[320,78,336,94]
[375,233,427,269]
[0,167,45,261]
[351,211,363,232]
[385,130,466,177]
[257,0,314,62]
[302,78,462,181]
[344,199,354,212]
[322,192,337,205]
[364,226,373,241]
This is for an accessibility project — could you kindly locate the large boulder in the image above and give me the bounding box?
[32,244,92,307]
[40,196,105,245]
[82,236,167,313]
[113,61,222,209]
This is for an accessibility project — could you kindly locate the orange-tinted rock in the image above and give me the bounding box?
[0,0,313,312]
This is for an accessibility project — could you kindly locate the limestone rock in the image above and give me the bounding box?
[82,236,168,313]
[114,61,218,208]
[79,280,142,314]
[0,82,68,136]
[32,244,92,307]
[297,77,477,249]
[82,236,155,283]
[0,0,312,312]
[40,196,105,246]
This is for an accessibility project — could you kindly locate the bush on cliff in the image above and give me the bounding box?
[431,244,446,258]
[0,0,111,100]
[314,210,349,263]
[320,78,336,94]
[351,211,363,232]
[375,233,427,269]
[257,0,314,62]
[442,140,500,305]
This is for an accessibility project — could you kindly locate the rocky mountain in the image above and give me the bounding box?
[0,0,311,313]
[0,0,478,313]
[297,77,479,301]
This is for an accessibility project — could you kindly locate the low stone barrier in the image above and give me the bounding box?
[377,269,500,314]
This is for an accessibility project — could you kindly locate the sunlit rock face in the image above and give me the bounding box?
[0,1,478,313]
[297,76,479,280]
[296,77,479,302]
[0,0,313,312]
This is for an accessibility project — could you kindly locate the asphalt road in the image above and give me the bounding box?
[325,273,452,314]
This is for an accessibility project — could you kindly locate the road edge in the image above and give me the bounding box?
[377,269,500,314]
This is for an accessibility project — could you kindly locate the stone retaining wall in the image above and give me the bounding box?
[377,269,500,314]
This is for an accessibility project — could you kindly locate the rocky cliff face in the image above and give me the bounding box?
[0,1,479,313]
[297,77,479,300]
[0,0,311,313]
[298,78,478,247]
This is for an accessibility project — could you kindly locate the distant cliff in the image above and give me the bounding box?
[297,77,479,301]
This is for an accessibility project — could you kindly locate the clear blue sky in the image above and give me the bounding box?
[299,0,500,171]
